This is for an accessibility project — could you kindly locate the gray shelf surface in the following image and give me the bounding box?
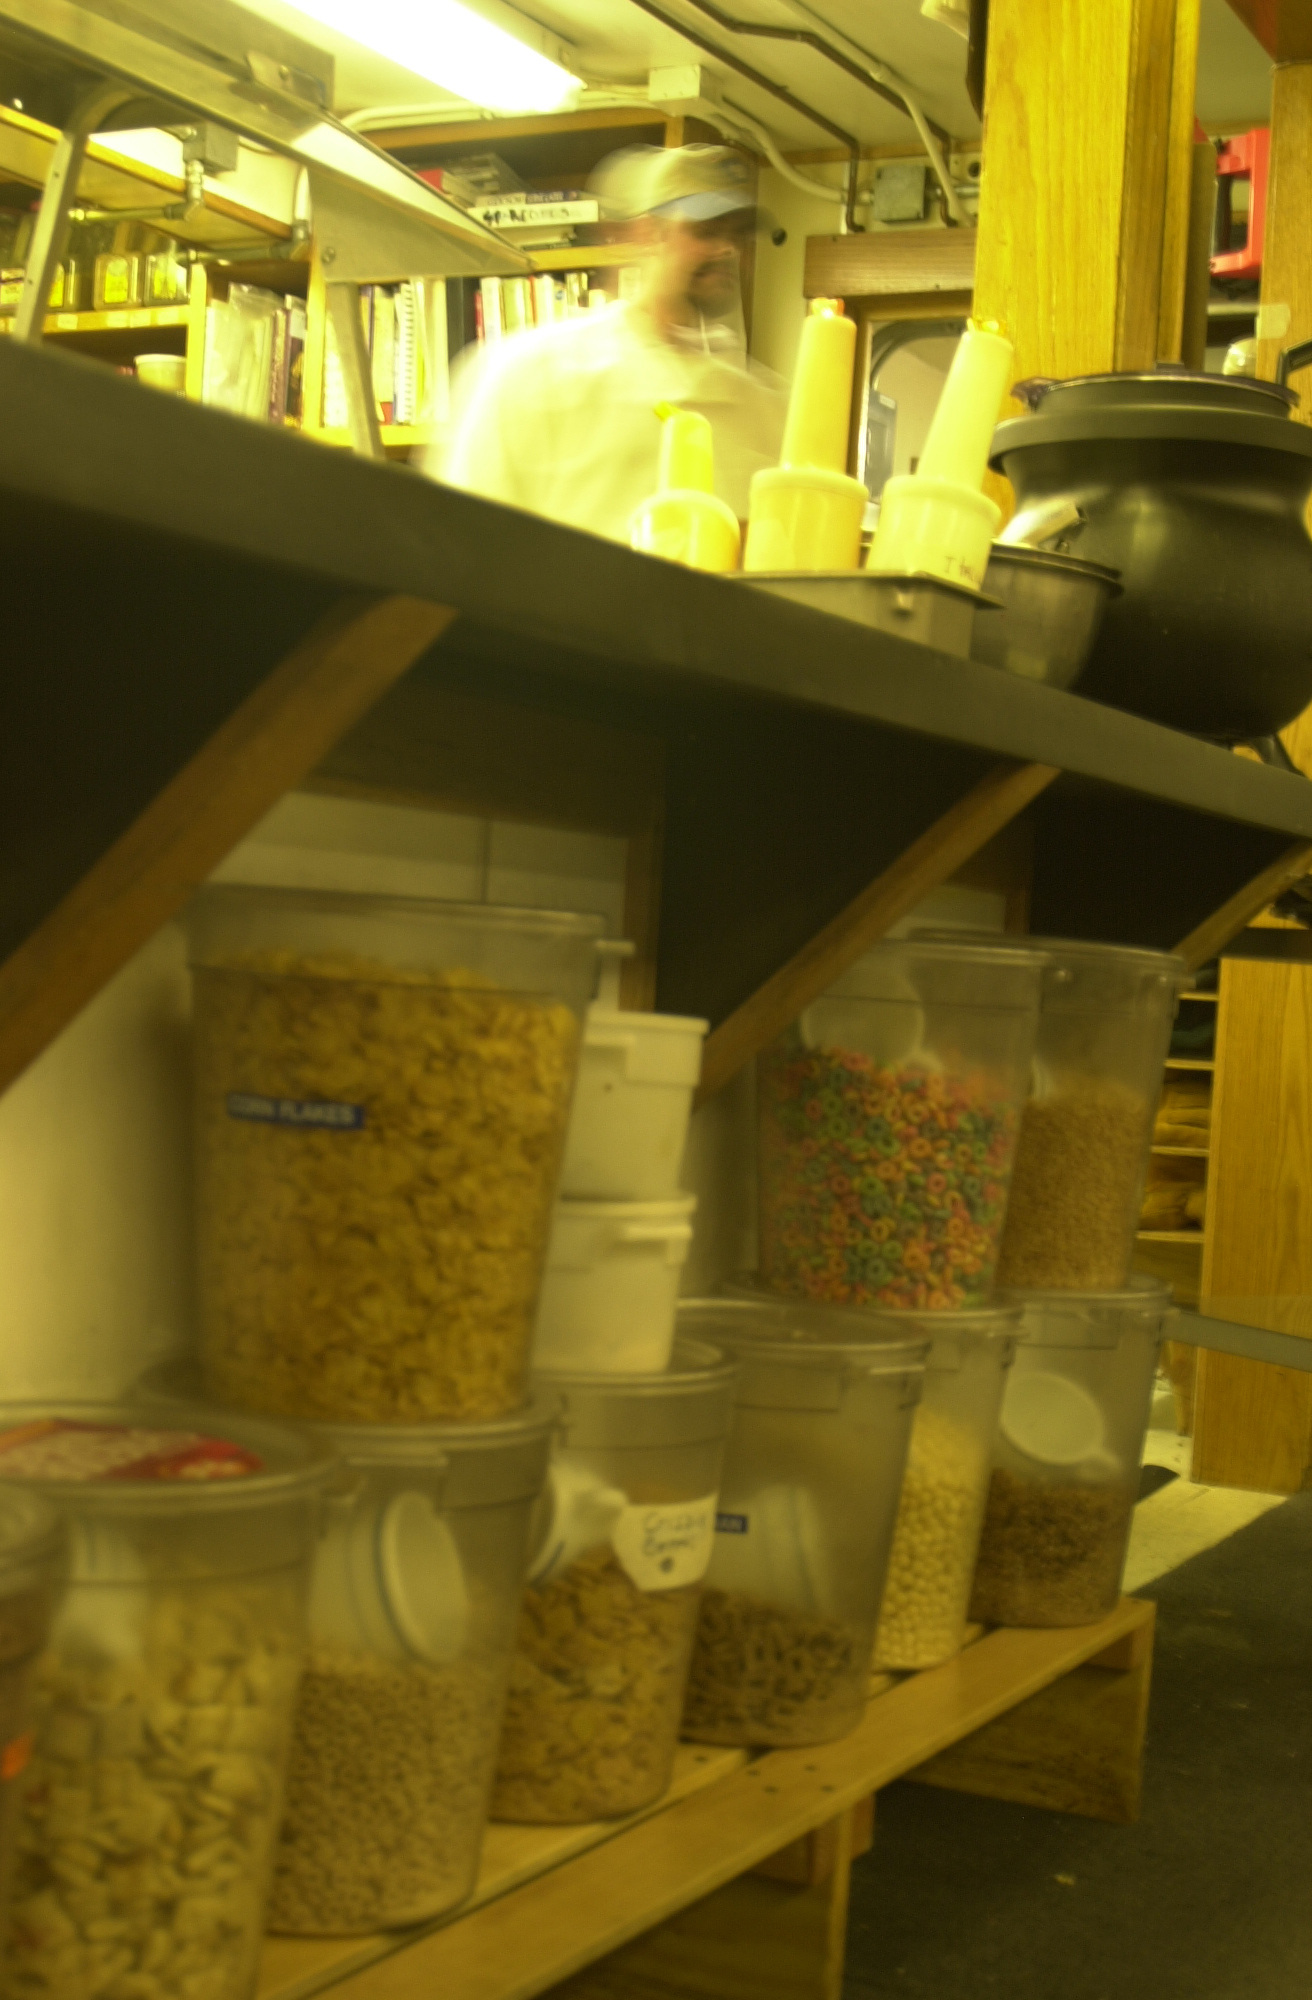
[3,335,1311,1026]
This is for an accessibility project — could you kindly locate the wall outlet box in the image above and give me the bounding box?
[872,161,928,223]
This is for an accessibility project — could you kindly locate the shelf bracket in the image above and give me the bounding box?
[695,758,1059,1106]
[1172,837,1312,969]
[13,80,137,345]
[324,279,386,461]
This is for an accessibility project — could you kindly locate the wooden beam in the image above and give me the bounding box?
[906,1619,1156,1826]
[804,228,976,300]
[1225,0,1312,60]
[695,760,1058,1107]
[1171,839,1312,968]
[0,595,452,1097]
[1157,0,1204,362]
[973,0,1190,394]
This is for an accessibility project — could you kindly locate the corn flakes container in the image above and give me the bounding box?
[0,1399,332,2000]
[0,1490,61,1938]
[188,886,603,1424]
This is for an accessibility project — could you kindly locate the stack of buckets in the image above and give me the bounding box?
[534,941,708,1372]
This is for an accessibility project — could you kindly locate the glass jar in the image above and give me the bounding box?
[0,1493,61,1931]
[268,1399,555,1934]
[758,939,1043,1311]
[492,1339,736,1823]
[188,885,602,1423]
[0,1400,331,2000]
[954,937,1185,1290]
[971,1277,1170,1626]
[677,1298,928,1747]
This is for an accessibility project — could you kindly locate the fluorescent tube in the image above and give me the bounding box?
[290,0,579,113]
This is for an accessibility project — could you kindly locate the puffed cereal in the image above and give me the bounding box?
[194,953,579,1422]
[873,1404,992,1670]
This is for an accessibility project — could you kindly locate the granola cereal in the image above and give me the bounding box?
[681,1589,866,1746]
[2,1579,302,2000]
[969,1468,1136,1626]
[492,1549,700,1823]
[995,1078,1152,1291]
[195,953,579,1422]
[269,1648,502,1934]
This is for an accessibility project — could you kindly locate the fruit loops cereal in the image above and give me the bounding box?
[758,1042,1019,1310]
[194,953,579,1423]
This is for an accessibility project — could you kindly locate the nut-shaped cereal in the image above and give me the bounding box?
[195,954,579,1422]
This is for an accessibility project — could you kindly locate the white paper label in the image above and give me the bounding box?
[1257,302,1291,341]
[611,1494,718,1591]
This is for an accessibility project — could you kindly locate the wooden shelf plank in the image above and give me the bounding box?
[1164,1057,1215,1069]
[1179,990,1219,1001]
[528,245,646,271]
[263,1602,1151,2000]
[1151,1144,1209,1156]
[0,305,191,337]
[257,1742,747,2000]
[1138,1229,1205,1241]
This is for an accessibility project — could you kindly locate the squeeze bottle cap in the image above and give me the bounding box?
[655,403,714,494]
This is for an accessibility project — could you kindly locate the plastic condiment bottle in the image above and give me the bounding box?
[630,403,742,572]
[743,298,870,574]
[866,320,1013,590]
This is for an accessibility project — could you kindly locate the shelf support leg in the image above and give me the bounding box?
[1171,839,1312,969]
[14,81,135,343]
[325,278,386,460]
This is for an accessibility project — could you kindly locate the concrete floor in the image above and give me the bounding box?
[844,1424,1310,2000]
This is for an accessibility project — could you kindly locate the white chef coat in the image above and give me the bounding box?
[431,303,786,542]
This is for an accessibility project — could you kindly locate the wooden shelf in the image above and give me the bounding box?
[1179,989,1219,1002]
[1151,1144,1209,1156]
[311,424,439,450]
[528,244,647,272]
[1165,1057,1215,1069]
[256,1600,1154,2000]
[0,305,191,337]
[1138,1229,1206,1242]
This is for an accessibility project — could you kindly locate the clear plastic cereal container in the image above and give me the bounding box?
[492,1339,737,1824]
[0,1492,61,1932]
[0,1400,332,2000]
[677,1297,928,1747]
[971,1277,1170,1627]
[268,1398,555,1934]
[188,886,603,1423]
[758,939,1043,1311]
[915,932,1186,1290]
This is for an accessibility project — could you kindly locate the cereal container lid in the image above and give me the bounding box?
[722,1277,1018,1373]
[0,1402,336,1518]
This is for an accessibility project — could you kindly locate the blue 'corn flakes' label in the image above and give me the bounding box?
[226,1093,365,1131]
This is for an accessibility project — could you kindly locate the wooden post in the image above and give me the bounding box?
[1251,61,1312,773]
[972,0,1200,390]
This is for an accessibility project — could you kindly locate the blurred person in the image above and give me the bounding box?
[429,145,785,541]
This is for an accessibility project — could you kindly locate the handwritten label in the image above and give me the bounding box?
[227,1093,365,1131]
[612,1494,718,1591]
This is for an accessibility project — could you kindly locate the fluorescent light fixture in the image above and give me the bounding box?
[292,0,580,113]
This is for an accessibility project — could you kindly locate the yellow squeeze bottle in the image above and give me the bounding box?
[630,403,741,572]
[744,299,869,573]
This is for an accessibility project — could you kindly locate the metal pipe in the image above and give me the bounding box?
[623,0,864,230]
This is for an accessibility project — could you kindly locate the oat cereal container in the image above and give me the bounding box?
[492,1339,736,1824]
[0,1492,61,1934]
[971,1277,1170,1627]
[268,1400,555,1934]
[919,935,1185,1291]
[188,886,602,1423]
[758,940,1043,1312]
[0,1400,331,2000]
[677,1298,927,1748]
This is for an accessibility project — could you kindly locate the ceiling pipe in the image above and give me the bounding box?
[674,0,952,150]
[623,0,865,228]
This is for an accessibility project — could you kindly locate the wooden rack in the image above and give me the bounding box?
[257,1600,1154,2000]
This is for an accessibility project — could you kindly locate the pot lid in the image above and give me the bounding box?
[986,544,1123,588]
[1011,369,1299,416]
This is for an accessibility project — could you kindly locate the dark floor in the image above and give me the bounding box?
[844,1492,1312,2000]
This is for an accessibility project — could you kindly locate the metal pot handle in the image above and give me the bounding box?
[1276,338,1312,388]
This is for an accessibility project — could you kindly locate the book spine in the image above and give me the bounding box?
[284,298,306,426]
[266,306,289,425]
[479,275,503,341]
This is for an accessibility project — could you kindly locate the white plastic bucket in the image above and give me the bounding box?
[533,1195,697,1373]
[561,1006,707,1199]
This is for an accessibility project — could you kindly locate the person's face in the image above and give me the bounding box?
[649,212,753,320]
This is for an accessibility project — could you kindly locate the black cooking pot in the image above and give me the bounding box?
[990,370,1312,738]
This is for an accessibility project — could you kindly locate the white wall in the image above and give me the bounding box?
[749,164,846,379]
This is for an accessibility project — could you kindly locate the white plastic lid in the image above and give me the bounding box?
[1001,1371,1105,1466]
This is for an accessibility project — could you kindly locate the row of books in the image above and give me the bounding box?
[201,284,306,425]
[475,267,641,341]
[323,278,450,431]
